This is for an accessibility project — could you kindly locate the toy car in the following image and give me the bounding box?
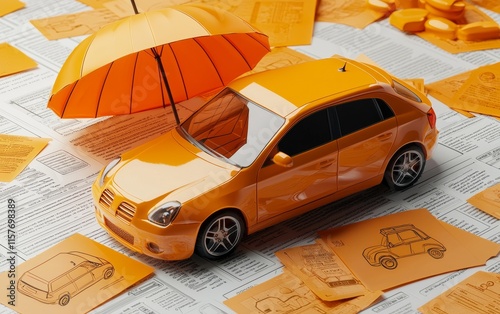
[92,57,438,260]
[363,224,446,269]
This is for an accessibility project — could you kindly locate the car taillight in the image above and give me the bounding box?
[427,107,436,129]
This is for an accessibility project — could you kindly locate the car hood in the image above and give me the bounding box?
[112,130,238,202]
[362,245,386,259]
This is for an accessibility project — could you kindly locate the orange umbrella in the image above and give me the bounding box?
[48,3,270,124]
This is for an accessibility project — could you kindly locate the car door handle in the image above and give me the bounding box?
[319,159,335,168]
[377,133,393,141]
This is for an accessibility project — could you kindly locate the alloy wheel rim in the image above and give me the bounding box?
[204,216,241,257]
[392,150,423,187]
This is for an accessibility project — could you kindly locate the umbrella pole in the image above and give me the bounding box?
[130,0,139,14]
[152,51,181,125]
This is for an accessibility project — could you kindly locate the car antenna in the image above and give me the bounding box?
[338,62,347,72]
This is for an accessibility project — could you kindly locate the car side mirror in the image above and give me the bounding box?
[272,152,293,168]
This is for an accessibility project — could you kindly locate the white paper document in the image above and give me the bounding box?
[0,1,499,314]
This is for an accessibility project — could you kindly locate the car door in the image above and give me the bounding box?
[257,108,338,222]
[386,232,412,257]
[336,98,397,190]
[68,263,95,292]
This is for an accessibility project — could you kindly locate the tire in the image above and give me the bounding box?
[384,146,425,190]
[104,267,114,279]
[428,248,445,259]
[380,256,398,270]
[59,294,70,306]
[195,211,245,260]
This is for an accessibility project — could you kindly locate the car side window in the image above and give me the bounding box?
[278,109,332,156]
[51,275,70,292]
[335,98,393,136]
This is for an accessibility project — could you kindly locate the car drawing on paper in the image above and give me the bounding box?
[92,57,438,261]
[363,224,446,270]
[17,251,115,306]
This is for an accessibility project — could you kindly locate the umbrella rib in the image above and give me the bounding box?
[60,82,78,118]
[95,62,114,117]
[193,37,223,86]
[167,44,188,100]
[220,34,252,70]
[129,53,140,114]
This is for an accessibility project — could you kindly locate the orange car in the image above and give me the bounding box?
[92,57,438,260]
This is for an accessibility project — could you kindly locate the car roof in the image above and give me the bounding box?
[26,252,92,281]
[380,224,420,235]
[229,57,394,117]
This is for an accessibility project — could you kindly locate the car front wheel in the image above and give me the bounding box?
[195,211,244,260]
[385,146,425,190]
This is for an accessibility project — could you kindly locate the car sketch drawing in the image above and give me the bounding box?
[363,224,446,270]
[17,251,115,306]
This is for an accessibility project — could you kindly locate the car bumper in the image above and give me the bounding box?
[424,128,439,159]
[92,185,199,261]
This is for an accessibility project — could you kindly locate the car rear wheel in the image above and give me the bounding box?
[380,256,398,270]
[385,146,425,190]
[59,294,70,306]
[428,248,445,259]
[104,267,114,279]
[195,211,244,260]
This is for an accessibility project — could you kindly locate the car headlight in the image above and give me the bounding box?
[148,201,181,227]
[98,157,121,187]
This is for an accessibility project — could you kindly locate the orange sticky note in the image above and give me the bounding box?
[0,43,37,77]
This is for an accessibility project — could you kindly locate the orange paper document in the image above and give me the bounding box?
[449,62,500,117]
[0,0,24,17]
[0,43,37,77]
[319,209,500,291]
[232,0,317,47]
[276,243,369,301]
[224,270,382,313]
[426,70,476,118]
[0,134,50,182]
[316,0,387,29]
[419,271,500,314]
[1,233,154,313]
[30,8,120,40]
[467,183,500,219]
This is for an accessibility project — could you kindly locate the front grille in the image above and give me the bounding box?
[105,217,134,245]
[99,189,114,208]
[116,202,136,223]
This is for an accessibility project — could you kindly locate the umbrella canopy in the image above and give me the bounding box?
[48,3,270,122]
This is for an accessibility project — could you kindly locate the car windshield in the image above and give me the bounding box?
[181,89,285,167]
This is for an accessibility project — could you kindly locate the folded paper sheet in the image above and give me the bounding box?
[276,243,369,301]
[0,233,154,313]
[224,270,382,313]
[319,208,500,291]
[419,271,500,314]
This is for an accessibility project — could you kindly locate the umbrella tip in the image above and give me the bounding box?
[130,0,139,14]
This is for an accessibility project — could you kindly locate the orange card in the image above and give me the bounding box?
[0,0,24,17]
[0,43,37,77]
[0,233,154,313]
[319,209,500,291]
[467,182,500,219]
[419,271,500,313]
